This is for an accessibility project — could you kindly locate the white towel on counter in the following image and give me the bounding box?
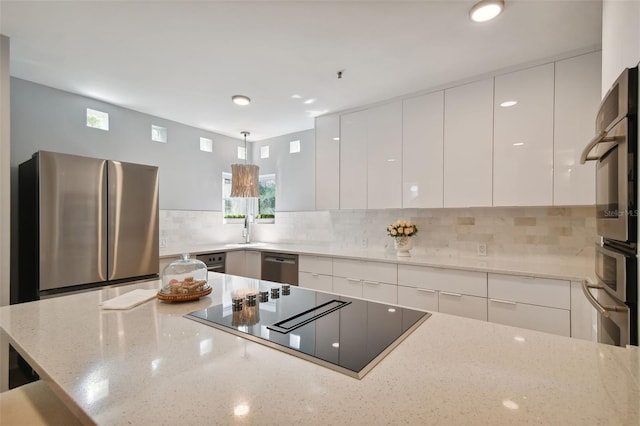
[101,289,158,310]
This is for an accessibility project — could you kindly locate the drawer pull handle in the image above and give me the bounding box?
[490,298,517,306]
[415,288,436,294]
[363,280,379,286]
[440,291,462,297]
[346,278,361,283]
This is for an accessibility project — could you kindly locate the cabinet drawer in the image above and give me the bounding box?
[488,299,570,337]
[488,273,570,310]
[397,286,438,312]
[299,255,332,275]
[438,292,487,321]
[299,272,333,293]
[333,259,397,284]
[363,281,397,304]
[332,277,363,298]
[398,265,486,297]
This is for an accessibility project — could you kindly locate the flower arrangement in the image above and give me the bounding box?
[387,220,418,238]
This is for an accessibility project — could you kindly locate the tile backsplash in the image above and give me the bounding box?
[161,207,597,260]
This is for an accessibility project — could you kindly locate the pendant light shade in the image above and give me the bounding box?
[231,163,259,197]
[230,131,260,198]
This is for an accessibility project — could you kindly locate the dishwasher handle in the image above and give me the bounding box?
[264,256,297,265]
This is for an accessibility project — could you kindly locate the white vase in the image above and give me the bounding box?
[394,236,412,257]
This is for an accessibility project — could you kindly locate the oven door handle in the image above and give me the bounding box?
[581,281,628,318]
[580,130,618,164]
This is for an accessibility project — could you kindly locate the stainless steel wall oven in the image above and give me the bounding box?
[581,66,638,347]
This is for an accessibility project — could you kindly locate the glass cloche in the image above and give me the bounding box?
[160,253,209,297]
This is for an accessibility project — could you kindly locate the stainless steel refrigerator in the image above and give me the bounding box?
[18,151,159,301]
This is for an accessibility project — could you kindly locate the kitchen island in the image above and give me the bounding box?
[1,273,638,425]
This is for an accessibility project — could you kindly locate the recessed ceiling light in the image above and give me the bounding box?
[332,137,340,141]
[232,95,251,106]
[291,94,302,99]
[469,0,505,23]
[303,98,316,105]
[500,100,517,107]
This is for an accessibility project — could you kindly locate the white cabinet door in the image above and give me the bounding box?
[570,280,597,341]
[439,292,487,321]
[402,91,444,208]
[298,255,332,275]
[299,272,333,293]
[363,281,397,304]
[398,265,486,297]
[333,258,397,285]
[315,114,341,210]
[488,299,570,337]
[367,101,402,209]
[554,52,600,206]
[340,109,368,209]
[493,63,554,206]
[488,273,570,310]
[443,78,493,207]
[397,286,438,312]
[225,251,246,276]
[244,251,261,279]
[332,277,363,298]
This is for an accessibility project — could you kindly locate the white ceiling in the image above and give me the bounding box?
[1,0,603,141]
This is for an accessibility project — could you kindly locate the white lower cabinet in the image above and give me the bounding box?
[333,277,363,298]
[488,299,570,337]
[397,286,438,312]
[439,292,487,321]
[363,281,397,304]
[299,272,333,293]
[245,251,262,279]
[225,251,246,276]
[488,273,571,337]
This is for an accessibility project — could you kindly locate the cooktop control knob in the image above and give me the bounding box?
[232,297,243,311]
[270,287,280,299]
[258,291,269,302]
[246,293,257,307]
[282,284,290,295]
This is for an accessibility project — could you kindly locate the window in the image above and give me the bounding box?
[237,146,246,160]
[222,172,276,222]
[152,125,167,143]
[289,140,301,153]
[260,145,270,159]
[200,137,213,152]
[86,108,109,131]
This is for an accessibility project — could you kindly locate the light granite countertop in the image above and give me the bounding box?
[1,274,637,425]
[161,242,595,282]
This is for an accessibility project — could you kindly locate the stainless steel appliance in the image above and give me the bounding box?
[581,66,638,347]
[195,252,226,274]
[261,252,299,285]
[186,278,430,379]
[18,151,159,301]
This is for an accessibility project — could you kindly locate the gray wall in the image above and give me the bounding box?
[1,35,11,311]
[252,129,315,211]
[10,77,241,211]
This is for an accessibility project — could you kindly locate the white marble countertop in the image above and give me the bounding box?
[161,242,594,282]
[1,274,638,425]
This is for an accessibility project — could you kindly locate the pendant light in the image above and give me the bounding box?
[231,131,259,198]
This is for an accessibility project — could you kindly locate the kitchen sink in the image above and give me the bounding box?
[224,242,267,248]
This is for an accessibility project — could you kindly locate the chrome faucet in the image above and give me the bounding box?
[242,215,252,244]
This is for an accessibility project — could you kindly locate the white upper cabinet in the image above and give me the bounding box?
[367,101,402,209]
[493,63,554,206]
[315,114,341,210]
[340,109,368,209]
[402,91,444,208]
[554,52,601,205]
[444,78,494,207]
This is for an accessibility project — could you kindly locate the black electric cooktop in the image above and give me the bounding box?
[186,279,430,379]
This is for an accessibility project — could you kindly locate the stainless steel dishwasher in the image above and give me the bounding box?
[261,252,299,285]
